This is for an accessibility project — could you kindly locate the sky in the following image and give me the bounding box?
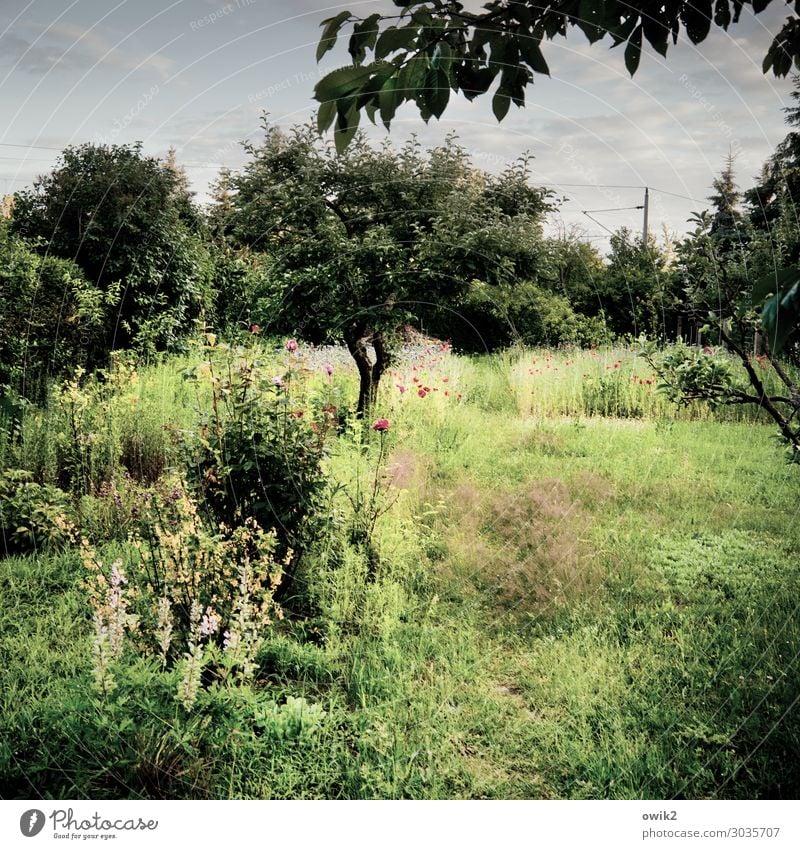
[0,0,796,251]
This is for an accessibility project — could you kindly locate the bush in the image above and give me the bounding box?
[11,143,215,359]
[442,279,611,352]
[181,336,331,594]
[0,469,75,556]
[0,222,108,398]
[83,479,285,709]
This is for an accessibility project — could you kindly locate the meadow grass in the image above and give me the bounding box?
[1,343,798,798]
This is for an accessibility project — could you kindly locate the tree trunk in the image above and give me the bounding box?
[345,327,390,415]
[345,326,373,416]
[369,331,388,408]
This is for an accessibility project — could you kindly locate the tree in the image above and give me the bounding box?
[598,228,675,339]
[653,158,800,456]
[708,151,744,250]
[746,75,800,232]
[11,143,214,359]
[313,2,800,152]
[0,219,107,400]
[742,76,800,354]
[214,120,552,411]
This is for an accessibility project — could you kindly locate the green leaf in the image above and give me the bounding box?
[609,13,639,47]
[349,13,381,62]
[317,99,337,134]
[576,0,606,43]
[624,24,643,76]
[492,85,511,122]
[378,77,402,129]
[424,67,450,119]
[752,267,800,304]
[519,37,549,75]
[455,63,498,100]
[680,1,713,45]
[759,266,800,353]
[334,101,360,154]
[398,55,428,96]
[315,65,376,104]
[431,40,453,72]
[375,25,419,60]
[642,11,669,56]
[714,0,732,28]
[317,11,351,63]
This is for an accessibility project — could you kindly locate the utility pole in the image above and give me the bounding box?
[642,186,649,243]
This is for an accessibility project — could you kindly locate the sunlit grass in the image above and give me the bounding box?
[1,340,798,799]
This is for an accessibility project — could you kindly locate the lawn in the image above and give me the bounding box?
[1,342,798,799]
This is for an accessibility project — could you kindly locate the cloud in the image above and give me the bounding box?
[0,20,176,78]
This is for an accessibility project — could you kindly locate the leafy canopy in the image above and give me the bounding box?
[11,143,213,357]
[314,1,800,152]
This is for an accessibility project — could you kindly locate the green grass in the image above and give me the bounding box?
[1,343,798,798]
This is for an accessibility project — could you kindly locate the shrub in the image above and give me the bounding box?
[0,469,75,556]
[181,336,331,593]
[11,143,215,359]
[450,279,611,352]
[641,339,742,407]
[0,222,108,398]
[83,478,286,709]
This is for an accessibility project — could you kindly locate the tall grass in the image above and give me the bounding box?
[1,338,798,799]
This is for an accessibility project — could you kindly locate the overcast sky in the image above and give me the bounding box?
[0,0,796,250]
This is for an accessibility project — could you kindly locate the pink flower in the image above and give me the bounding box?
[200,609,220,637]
[372,418,390,432]
[272,375,284,388]
[396,384,406,394]
[417,388,427,398]
[324,363,334,376]
[285,338,298,352]
[250,324,261,334]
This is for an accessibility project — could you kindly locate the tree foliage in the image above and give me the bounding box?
[0,220,108,399]
[213,120,552,411]
[314,1,800,151]
[11,143,214,358]
[657,159,800,456]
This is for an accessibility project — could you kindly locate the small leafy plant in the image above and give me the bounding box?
[83,478,286,710]
[0,469,76,555]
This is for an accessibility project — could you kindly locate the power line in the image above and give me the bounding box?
[538,181,645,189]
[0,141,63,151]
[581,211,617,236]
[0,155,59,162]
[582,205,644,213]
[649,186,706,204]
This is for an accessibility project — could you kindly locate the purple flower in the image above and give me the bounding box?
[324,363,334,376]
[285,339,298,353]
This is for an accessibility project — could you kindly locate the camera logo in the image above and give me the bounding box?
[19,809,46,837]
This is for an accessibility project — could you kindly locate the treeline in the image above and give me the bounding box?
[3,82,800,400]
